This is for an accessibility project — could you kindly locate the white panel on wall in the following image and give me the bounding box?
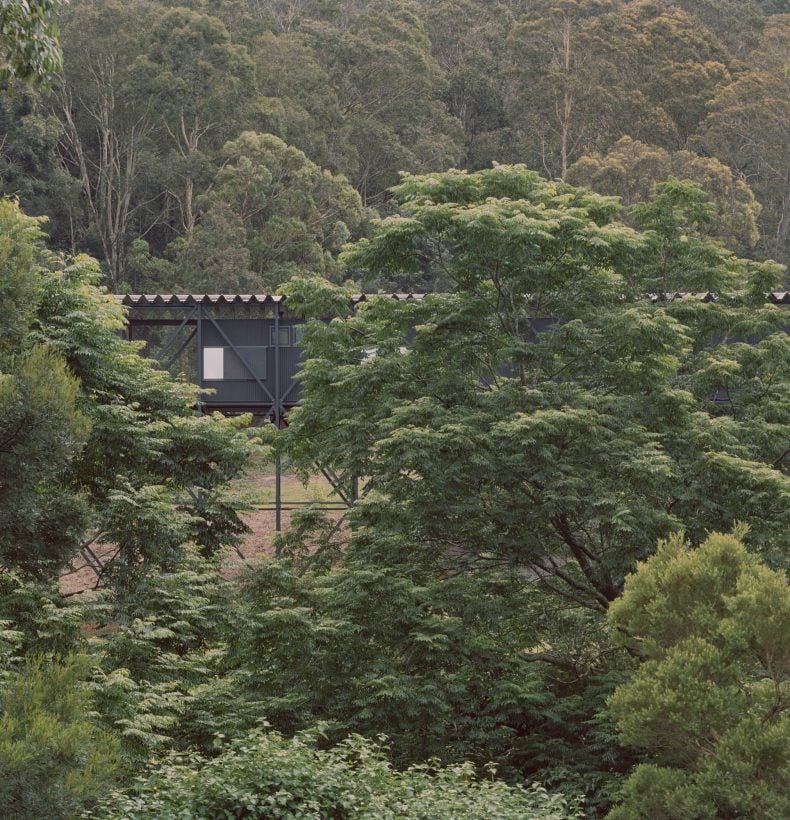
[203,347,224,380]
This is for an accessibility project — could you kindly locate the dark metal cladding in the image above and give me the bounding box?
[120,292,426,420]
[121,292,789,420]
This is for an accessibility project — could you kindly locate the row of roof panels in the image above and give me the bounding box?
[118,293,426,307]
[119,292,790,307]
[651,291,789,303]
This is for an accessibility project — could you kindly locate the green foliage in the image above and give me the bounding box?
[0,197,43,348]
[163,202,253,292]
[1,5,789,816]
[0,201,90,571]
[229,559,548,768]
[0,197,256,579]
[567,137,761,253]
[285,167,788,615]
[125,6,254,242]
[3,0,790,275]
[34,254,257,577]
[607,528,790,819]
[205,131,365,289]
[0,0,63,84]
[0,344,90,570]
[0,571,87,662]
[221,553,636,813]
[0,655,121,819]
[279,167,787,808]
[695,15,790,270]
[0,83,81,255]
[91,727,580,819]
[88,553,255,759]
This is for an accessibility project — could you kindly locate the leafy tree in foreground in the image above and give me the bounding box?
[0,198,255,580]
[38,263,254,582]
[92,726,580,820]
[255,167,786,808]
[607,528,790,819]
[283,166,788,612]
[229,558,550,767]
[224,552,634,809]
[0,200,89,572]
[0,655,121,820]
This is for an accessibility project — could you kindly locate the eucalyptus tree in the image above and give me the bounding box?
[504,0,615,179]
[297,0,464,204]
[696,14,790,271]
[567,136,761,254]
[417,0,513,169]
[584,0,732,150]
[672,0,765,56]
[504,1,734,179]
[197,131,366,290]
[56,0,162,290]
[126,7,254,237]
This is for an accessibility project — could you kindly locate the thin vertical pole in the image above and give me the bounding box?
[275,456,282,537]
[274,302,281,425]
[274,303,282,534]
[196,303,203,416]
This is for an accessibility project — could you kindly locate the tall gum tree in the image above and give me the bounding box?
[504,0,617,179]
[584,0,732,150]
[695,15,790,271]
[126,8,254,237]
[55,0,161,290]
[567,136,761,254]
[298,1,464,204]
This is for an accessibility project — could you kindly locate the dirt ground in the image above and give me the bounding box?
[59,469,344,596]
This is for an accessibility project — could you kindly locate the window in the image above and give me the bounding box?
[270,327,291,346]
[203,346,267,380]
[203,347,224,380]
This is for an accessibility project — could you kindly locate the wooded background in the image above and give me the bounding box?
[2,0,789,293]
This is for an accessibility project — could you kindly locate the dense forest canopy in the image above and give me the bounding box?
[1,0,790,291]
[0,2,788,818]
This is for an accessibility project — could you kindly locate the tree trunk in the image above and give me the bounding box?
[58,62,148,291]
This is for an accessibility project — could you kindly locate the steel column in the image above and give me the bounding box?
[196,303,203,415]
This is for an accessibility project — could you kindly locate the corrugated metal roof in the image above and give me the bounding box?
[119,291,788,306]
[652,292,790,303]
[118,293,427,307]
[119,294,284,306]
[351,293,426,303]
